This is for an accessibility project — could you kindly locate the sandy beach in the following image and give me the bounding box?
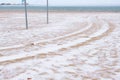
[0,11,120,80]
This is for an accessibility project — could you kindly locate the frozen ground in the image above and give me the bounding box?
[0,12,120,80]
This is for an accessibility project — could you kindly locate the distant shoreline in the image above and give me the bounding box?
[0,10,120,13]
[0,5,120,12]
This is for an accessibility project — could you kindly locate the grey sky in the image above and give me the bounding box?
[0,0,120,6]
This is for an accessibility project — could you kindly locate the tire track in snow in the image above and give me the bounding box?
[0,18,101,56]
[0,19,116,80]
[0,21,115,66]
[0,22,90,51]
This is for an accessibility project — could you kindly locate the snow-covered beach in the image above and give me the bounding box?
[0,11,120,80]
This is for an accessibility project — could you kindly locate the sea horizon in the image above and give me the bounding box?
[0,5,120,12]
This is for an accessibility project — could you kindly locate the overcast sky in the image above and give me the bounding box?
[0,0,120,6]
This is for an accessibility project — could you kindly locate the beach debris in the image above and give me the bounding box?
[27,78,32,80]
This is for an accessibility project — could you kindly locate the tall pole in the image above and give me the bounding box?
[24,0,28,29]
[47,0,49,24]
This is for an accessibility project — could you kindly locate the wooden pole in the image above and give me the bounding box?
[47,0,49,24]
[24,0,28,29]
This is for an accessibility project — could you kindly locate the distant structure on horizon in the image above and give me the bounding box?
[0,3,11,5]
[0,0,28,5]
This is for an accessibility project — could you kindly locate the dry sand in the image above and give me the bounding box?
[0,11,120,80]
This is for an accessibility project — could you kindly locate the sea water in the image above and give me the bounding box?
[0,5,120,12]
